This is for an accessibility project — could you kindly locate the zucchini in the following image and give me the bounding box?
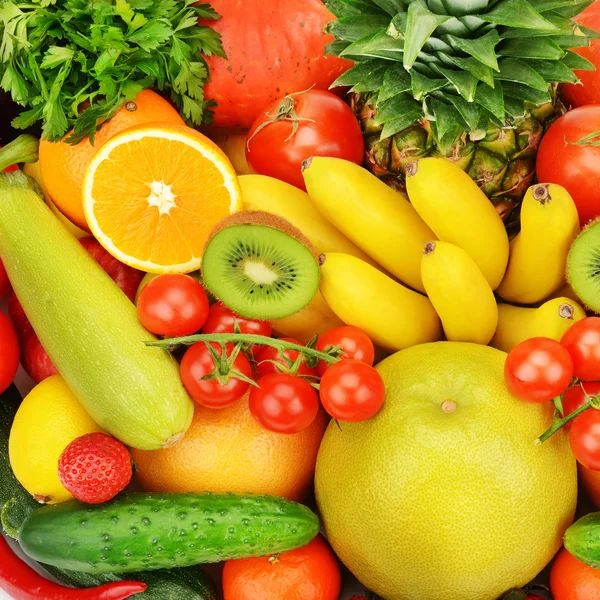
[19,492,320,573]
[0,163,193,450]
[564,512,600,568]
[0,386,218,599]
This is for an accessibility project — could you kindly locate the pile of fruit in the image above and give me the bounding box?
[6,0,600,599]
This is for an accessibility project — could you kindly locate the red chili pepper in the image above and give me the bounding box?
[0,536,147,600]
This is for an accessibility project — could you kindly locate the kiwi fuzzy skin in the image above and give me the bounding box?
[567,216,600,315]
[204,210,318,261]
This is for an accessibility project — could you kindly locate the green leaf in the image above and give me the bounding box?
[479,0,559,29]
[501,81,551,105]
[504,95,527,119]
[475,82,505,121]
[495,58,549,91]
[410,70,447,100]
[446,93,482,131]
[429,98,464,142]
[552,0,594,18]
[374,92,422,127]
[324,0,386,17]
[326,40,352,57]
[445,54,495,87]
[445,29,500,71]
[548,34,594,48]
[436,66,479,101]
[351,63,389,91]
[371,0,405,15]
[40,46,74,69]
[403,0,450,69]
[380,99,424,139]
[342,30,405,61]
[330,59,386,87]
[378,62,412,101]
[562,50,596,71]
[529,0,592,12]
[498,37,564,60]
[526,58,579,83]
[326,14,391,42]
[439,0,490,17]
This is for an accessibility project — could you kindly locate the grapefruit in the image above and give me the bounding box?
[132,395,328,502]
[315,342,577,600]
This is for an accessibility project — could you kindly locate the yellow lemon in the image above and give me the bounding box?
[9,375,103,504]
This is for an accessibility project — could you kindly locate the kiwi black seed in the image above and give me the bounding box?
[567,218,600,314]
[201,211,320,320]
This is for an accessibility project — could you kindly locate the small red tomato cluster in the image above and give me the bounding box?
[504,317,600,470]
[136,274,386,435]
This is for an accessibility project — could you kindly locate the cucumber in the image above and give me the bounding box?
[0,386,218,599]
[19,492,320,573]
[564,512,600,568]
[0,166,193,450]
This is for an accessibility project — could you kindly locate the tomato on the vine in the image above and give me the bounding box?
[315,326,375,376]
[570,408,600,470]
[202,302,272,338]
[562,382,600,430]
[0,312,19,395]
[246,89,364,191]
[319,360,385,422]
[180,342,254,409]
[137,274,209,337]
[249,373,319,434]
[504,337,573,403]
[561,317,600,381]
[255,338,317,378]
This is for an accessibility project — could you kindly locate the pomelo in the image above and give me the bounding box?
[315,342,577,600]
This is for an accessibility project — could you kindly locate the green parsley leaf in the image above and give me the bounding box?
[0,0,224,143]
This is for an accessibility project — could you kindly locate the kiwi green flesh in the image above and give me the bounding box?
[202,224,320,320]
[568,220,600,314]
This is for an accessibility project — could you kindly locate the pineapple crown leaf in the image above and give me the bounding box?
[326,0,598,143]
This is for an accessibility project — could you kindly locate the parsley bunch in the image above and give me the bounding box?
[0,0,225,143]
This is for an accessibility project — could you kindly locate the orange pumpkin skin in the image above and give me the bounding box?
[202,0,352,128]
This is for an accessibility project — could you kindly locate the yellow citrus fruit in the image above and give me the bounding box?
[131,395,328,502]
[315,342,577,600]
[9,375,103,504]
[82,123,242,274]
[39,90,185,231]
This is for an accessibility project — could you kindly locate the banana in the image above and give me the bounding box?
[208,129,252,175]
[421,241,498,345]
[497,183,580,304]
[302,157,435,293]
[271,290,345,345]
[491,297,586,353]
[319,253,442,351]
[239,174,378,267]
[405,157,509,290]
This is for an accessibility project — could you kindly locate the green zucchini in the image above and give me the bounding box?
[0,162,193,450]
[564,512,600,568]
[0,386,218,599]
[19,491,320,573]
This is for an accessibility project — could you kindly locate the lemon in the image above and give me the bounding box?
[315,342,577,600]
[9,375,103,504]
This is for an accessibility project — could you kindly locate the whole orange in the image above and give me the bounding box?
[222,534,341,600]
[39,90,184,231]
[131,395,328,502]
[550,547,600,599]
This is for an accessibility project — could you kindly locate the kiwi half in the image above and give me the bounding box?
[567,219,600,313]
[202,211,320,320]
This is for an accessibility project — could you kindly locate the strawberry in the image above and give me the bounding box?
[58,433,132,504]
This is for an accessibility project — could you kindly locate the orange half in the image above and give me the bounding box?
[83,123,241,273]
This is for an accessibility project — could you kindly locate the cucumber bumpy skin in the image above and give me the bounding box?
[564,512,600,568]
[19,492,320,573]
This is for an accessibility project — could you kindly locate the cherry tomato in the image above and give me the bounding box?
[0,260,10,300]
[504,337,573,403]
[249,373,319,434]
[0,312,19,394]
[202,302,272,338]
[561,317,600,381]
[319,360,385,422]
[255,338,317,378]
[536,106,600,225]
[246,89,364,191]
[562,382,600,431]
[315,326,375,376]
[137,274,209,337]
[570,408,600,470]
[180,342,254,409]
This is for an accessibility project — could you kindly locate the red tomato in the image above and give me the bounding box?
[137,274,209,337]
[0,259,9,300]
[570,408,600,470]
[536,106,600,225]
[504,337,573,403]
[0,312,19,395]
[246,89,364,191]
[315,326,375,376]
[249,373,319,434]
[180,342,254,409]
[202,302,272,338]
[551,547,600,600]
[562,382,600,430]
[319,360,385,422]
[255,338,317,378]
[561,317,600,381]
[561,1,600,108]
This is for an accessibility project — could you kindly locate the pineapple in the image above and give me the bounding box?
[325,0,597,224]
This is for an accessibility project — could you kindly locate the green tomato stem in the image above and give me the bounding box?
[145,333,340,364]
[536,399,593,444]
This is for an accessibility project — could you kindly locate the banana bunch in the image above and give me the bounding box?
[240,157,584,352]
